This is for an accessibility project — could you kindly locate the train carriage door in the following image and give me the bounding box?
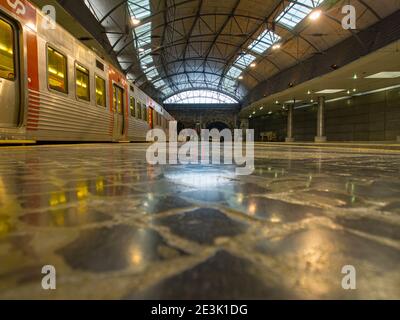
[112,84,125,138]
[0,16,20,128]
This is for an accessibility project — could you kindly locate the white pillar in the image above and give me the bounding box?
[315,96,327,143]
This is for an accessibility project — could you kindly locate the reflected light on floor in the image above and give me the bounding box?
[165,171,234,188]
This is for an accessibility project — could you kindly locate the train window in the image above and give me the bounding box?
[48,47,68,93]
[95,75,106,107]
[130,96,136,117]
[143,105,147,121]
[137,102,142,119]
[76,63,90,101]
[113,85,124,114]
[0,19,15,81]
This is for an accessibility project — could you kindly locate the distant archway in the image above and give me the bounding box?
[206,121,230,131]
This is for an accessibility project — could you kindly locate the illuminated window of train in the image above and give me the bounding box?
[95,75,106,107]
[113,85,124,114]
[48,47,68,93]
[0,19,15,80]
[76,63,90,101]
[130,96,136,117]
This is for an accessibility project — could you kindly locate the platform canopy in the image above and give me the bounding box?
[81,0,397,103]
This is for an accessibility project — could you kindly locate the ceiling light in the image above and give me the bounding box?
[307,90,311,95]
[353,88,357,92]
[253,111,256,115]
[260,106,264,110]
[353,74,358,80]
[272,44,281,50]
[138,48,145,53]
[268,111,273,115]
[131,17,141,26]
[250,63,256,68]
[275,100,279,104]
[309,10,322,21]
[366,72,400,79]
[238,76,244,80]
[316,89,346,94]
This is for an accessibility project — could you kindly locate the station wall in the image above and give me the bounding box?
[250,87,400,142]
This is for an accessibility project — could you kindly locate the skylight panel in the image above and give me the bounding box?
[227,66,242,79]
[233,53,256,69]
[134,22,152,48]
[128,0,151,20]
[248,29,281,54]
[140,54,153,69]
[154,79,166,89]
[276,0,324,29]
[145,67,159,80]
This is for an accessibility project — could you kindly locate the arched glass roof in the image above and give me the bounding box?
[164,90,239,104]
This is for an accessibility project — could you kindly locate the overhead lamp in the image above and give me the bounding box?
[316,89,346,94]
[260,106,264,110]
[138,48,145,53]
[238,76,244,80]
[309,10,322,21]
[132,17,141,26]
[307,90,311,95]
[250,63,256,68]
[353,74,358,80]
[272,44,281,50]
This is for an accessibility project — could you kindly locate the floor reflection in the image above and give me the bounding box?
[0,144,399,299]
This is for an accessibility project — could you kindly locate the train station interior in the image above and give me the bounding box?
[0,0,400,300]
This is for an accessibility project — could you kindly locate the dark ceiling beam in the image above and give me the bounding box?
[182,0,204,89]
[56,0,119,66]
[138,70,259,90]
[201,0,241,75]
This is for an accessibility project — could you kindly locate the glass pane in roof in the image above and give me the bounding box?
[154,79,166,89]
[164,90,238,104]
[134,22,152,48]
[248,29,281,54]
[276,0,324,29]
[227,66,242,79]
[234,53,256,69]
[128,0,151,20]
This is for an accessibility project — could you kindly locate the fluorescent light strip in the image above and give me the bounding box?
[365,72,400,79]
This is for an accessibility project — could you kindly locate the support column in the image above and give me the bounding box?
[315,96,327,143]
[285,104,295,142]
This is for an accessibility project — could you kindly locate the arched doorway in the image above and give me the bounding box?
[206,121,230,131]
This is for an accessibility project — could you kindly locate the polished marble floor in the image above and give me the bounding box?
[0,143,399,299]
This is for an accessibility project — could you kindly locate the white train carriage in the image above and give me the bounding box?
[0,0,173,143]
